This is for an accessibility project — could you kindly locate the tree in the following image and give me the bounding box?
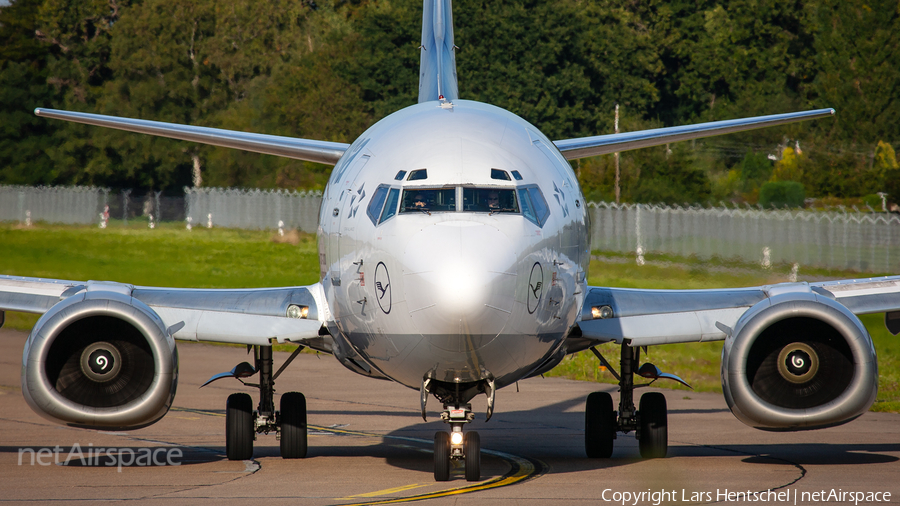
[874,141,900,202]
[771,146,804,182]
[0,0,59,185]
[628,143,711,205]
[759,181,805,208]
[456,0,660,140]
[807,0,900,144]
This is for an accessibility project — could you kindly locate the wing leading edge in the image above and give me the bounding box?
[0,275,331,350]
[576,276,900,347]
[34,108,349,165]
[553,108,834,160]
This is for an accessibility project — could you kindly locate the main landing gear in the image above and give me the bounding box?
[203,344,308,460]
[584,344,691,459]
[423,378,492,482]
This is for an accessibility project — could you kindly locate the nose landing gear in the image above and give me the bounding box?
[434,404,480,481]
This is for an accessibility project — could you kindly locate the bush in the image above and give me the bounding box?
[739,152,773,188]
[863,194,885,211]
[759,181,805,209]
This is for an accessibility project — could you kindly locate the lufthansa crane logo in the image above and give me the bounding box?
[374,261,392,314]
[527,262,543,314]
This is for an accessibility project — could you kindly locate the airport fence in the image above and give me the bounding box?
[588,202,900,273]
[184,187,322,233]
[0,185,101,225]
[2,185,899,272]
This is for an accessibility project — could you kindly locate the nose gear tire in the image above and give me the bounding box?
[465,431,481,481]
[434,431,451,481]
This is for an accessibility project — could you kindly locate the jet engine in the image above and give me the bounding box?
[21,290,177,430]
[722,291,877,430]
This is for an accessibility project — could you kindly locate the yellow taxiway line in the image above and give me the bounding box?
[171,406,547,504]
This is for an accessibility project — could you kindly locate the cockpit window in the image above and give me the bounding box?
[380,188,400,222]
[490,168,511,180]
[462,188,519,213]
[367,185,402,226]
[407,169,428,181]
[517,185,550,227]
[400,188,456,213]
[367,185,389,226]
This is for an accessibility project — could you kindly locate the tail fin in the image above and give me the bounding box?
[418,0,458,103]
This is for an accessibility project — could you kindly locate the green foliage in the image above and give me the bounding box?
[0,0,60,184]
[456,0,660,140]
[628,143,712,205]
[771,146,804,182]
[1,0,899,200]
[759,180,806,208]
[808,0,900,145]
[862,194,884,210]
[875,141,900,202]
[740,152,773,188]
[799,144,884,198]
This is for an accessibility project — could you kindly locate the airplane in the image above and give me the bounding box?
[3,0,900,484]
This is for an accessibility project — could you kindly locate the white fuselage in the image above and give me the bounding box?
[317,100,590,390]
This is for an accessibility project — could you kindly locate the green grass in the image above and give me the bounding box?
[0,221,319,330]
[545,256,900,413]
[1,222,897,412]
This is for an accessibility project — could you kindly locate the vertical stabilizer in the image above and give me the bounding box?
[418,0,459,103]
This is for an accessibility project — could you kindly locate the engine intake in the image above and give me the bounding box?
[22,291,177,430]
[722,291,877,430]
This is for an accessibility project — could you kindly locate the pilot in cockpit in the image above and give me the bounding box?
[414,193,427,207]
[486,191,500,210]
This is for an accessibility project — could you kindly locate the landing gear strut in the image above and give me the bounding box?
[214,345,308,460]
[585,344,679,459]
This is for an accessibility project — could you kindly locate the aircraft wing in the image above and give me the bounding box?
[0,275,333,351]
[553,109,834,160]
[34,108,349,165]
[576,276,900,347]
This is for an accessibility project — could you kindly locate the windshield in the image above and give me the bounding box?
[462,188,519,213]
[400,188,456,213]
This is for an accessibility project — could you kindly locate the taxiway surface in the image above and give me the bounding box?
[1,328,898,505]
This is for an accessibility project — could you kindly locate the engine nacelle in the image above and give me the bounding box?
[722,291,877,430]
[22,291,178,430]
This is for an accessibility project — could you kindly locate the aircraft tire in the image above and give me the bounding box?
[465,431,481,481]
[639,392,668,459]
[434,432,451,481]
[585,391,615,458]
[226,393,254,460]
[280,392,308,459]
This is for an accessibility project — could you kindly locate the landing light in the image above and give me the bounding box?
[286,304,309,319]
[591,305,613,319]
[450,432,464,445]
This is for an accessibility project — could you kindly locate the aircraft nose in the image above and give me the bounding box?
[402,222,517,351]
